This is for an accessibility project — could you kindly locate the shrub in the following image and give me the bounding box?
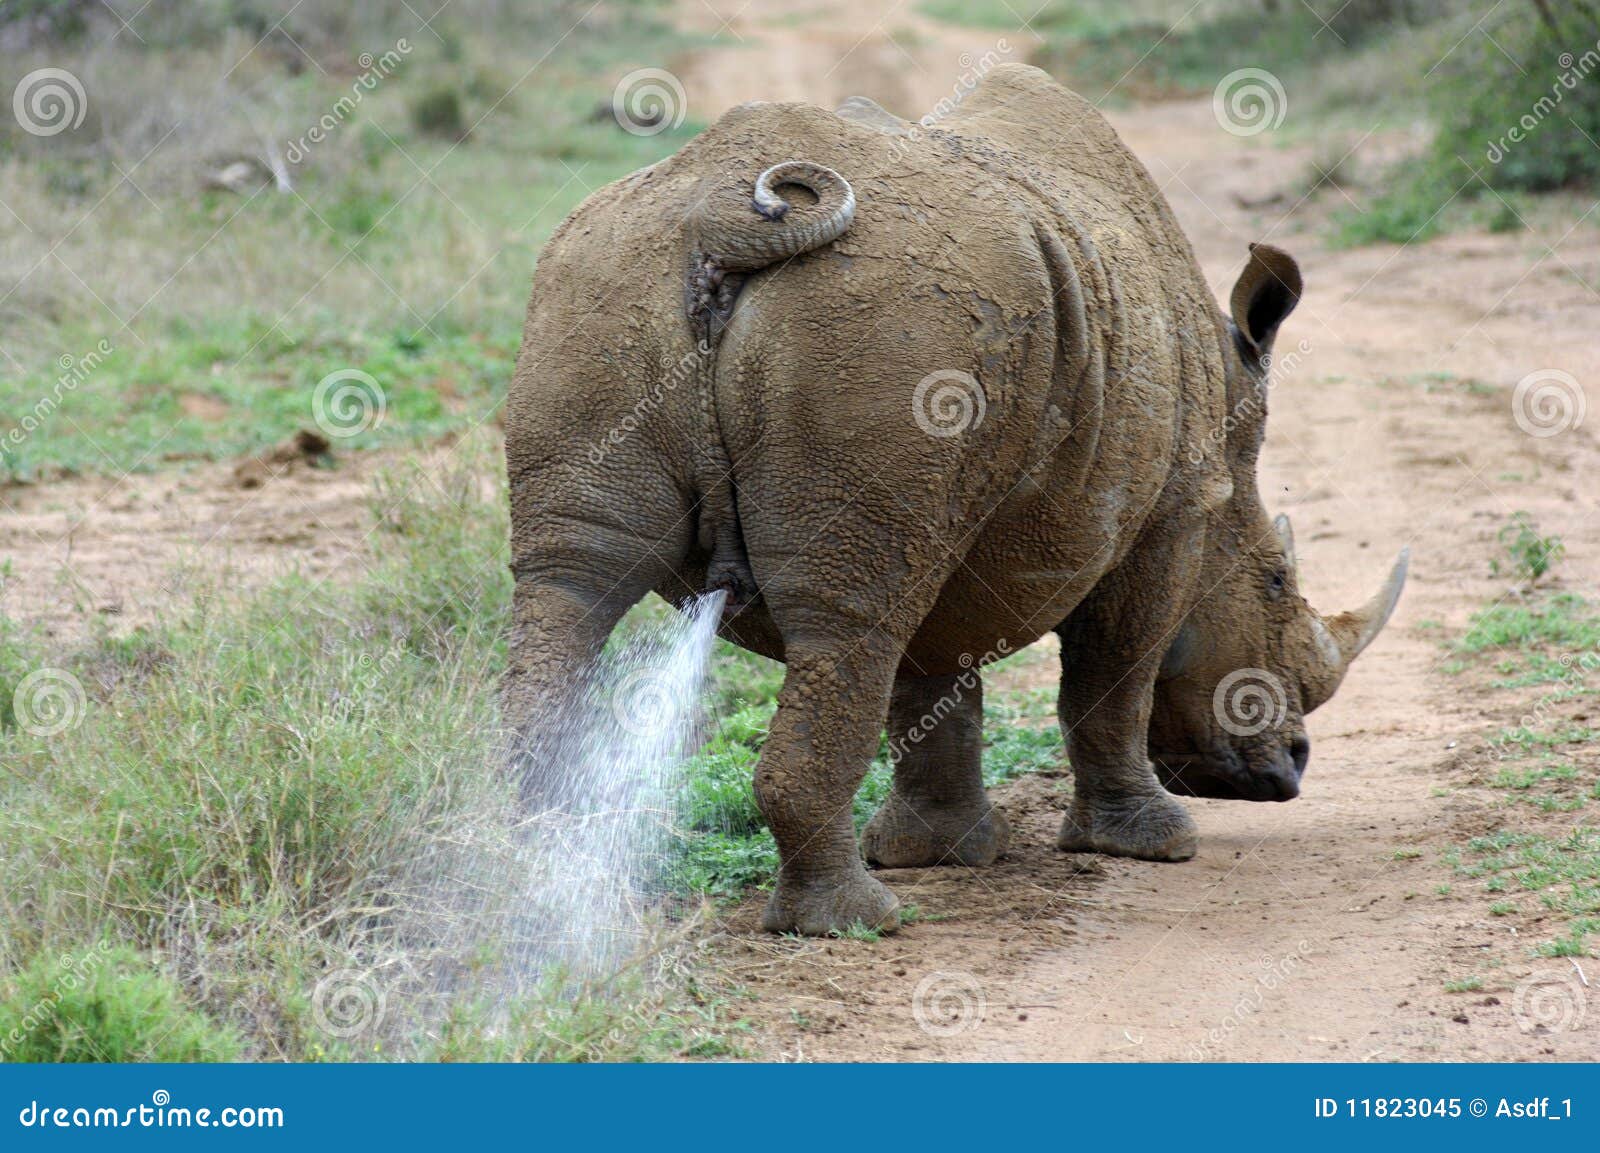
[0,946,241,1063]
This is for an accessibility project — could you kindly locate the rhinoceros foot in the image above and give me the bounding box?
[861,790,1011,868]
[760,866,901,937]
[1057,790,1198,862]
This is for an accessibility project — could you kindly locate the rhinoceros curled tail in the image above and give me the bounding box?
[704,159,855,270]
[686,159,854,344]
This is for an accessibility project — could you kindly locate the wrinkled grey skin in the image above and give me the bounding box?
[503,65,1407,936]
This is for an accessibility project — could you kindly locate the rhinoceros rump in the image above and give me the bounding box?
[503,64,1406,936]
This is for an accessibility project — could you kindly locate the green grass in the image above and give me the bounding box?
[671,641,1063,900]
[0,1,696,482]
[1452,829,1600,957]
[0,439,741,1060]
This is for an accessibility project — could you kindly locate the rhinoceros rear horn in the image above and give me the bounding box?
[1230,242,1302,358]
[700,160,856,271]
[1323,547,1410,670]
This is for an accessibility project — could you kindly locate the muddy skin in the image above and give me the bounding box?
[504,65,1406,935]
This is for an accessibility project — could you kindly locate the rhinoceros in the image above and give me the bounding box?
[503,64,1407,935]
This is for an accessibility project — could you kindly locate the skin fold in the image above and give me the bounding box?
[503,64,1406,936]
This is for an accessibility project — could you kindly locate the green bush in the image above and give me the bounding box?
[0,946,241,1062]
[1432,6,1600,195]
[410,86,467,140]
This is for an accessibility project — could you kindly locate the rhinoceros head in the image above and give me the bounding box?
[1147,244,1408,802]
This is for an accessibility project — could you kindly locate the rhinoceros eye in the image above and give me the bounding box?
[1267,569,1288,601]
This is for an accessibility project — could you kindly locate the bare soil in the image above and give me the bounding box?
[679,0,1600,1061]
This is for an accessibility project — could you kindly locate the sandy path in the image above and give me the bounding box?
[681,2,1600,1060]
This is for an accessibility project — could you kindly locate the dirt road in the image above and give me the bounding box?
[679,0,1600,1060]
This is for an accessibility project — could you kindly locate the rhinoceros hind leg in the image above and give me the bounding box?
[862,670,1010,868]
[755,639,903,936]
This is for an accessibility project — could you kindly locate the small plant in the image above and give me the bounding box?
[1443,976,1484,993]
[1491,513,1565,583]
[831,921,884,943]
[409,85,467,139]
[0,947,241,1063]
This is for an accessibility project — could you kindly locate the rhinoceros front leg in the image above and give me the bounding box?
[755,639,903,935]
[861,669,1010,868]
[1054,559,1199,862]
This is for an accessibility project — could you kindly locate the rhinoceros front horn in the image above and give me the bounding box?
[1323,546,1410,670]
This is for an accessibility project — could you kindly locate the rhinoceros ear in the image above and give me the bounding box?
[1229,243,1302,360]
